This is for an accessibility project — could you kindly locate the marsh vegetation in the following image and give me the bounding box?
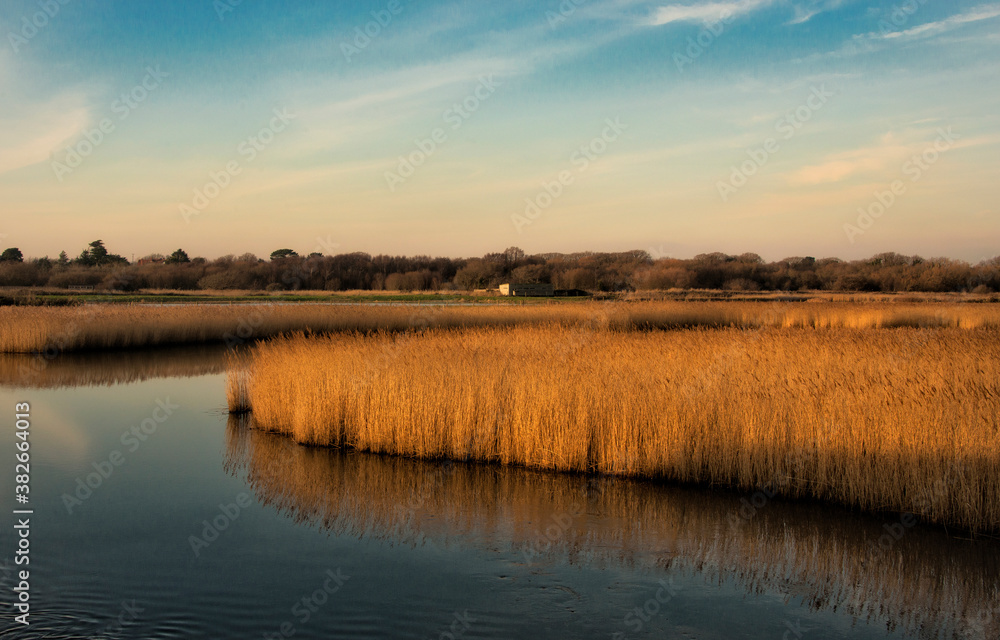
[3,299,999,352]
[228,322,1000,532]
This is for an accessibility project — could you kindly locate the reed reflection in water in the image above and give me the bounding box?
[226,415,999,640]
[0,344,230,389]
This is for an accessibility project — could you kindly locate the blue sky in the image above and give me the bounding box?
[1,0,998,261]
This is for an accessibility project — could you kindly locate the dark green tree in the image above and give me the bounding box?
[88,240,108,262]
[77,240,128,266]
[77,240,102,265]
[270,249,299,261]
[165,248,190,264]
[0,247,23,262]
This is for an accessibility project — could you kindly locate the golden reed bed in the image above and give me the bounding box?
[227,325,1000,532]
[225,422,1000,639]
[2,300,1000,353]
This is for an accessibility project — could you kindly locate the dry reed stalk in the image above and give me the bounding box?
[3,300,1000,353]
[231,325,1000,532]
[225,350,252,414]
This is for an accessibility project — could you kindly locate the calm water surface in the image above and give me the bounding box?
[0,348,997,639]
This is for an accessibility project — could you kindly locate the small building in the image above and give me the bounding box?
[499,283,554,297]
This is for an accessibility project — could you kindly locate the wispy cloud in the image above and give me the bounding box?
[788,131,928,185]
[863,3,1000,42]
[796,3,1000,61]
[787,129,999,186]
[647,0,773,26]
[786,0,847,25]
[0,84,93,176]
[0,48,100,176]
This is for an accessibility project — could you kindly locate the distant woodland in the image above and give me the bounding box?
[0,242,998,293]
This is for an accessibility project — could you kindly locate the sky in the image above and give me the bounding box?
[0,0,998,262]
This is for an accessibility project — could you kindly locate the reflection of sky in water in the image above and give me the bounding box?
[0,356,996,639]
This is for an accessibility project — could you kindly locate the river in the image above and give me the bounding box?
[0,347,996,639]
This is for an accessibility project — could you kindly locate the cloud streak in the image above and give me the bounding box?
[786,0,848,25]
[0,95,92,177]
[787,130,999,186]
[865,3,1000,41]
[648,0,773,26]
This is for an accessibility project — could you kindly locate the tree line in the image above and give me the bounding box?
[0,242,998,294]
